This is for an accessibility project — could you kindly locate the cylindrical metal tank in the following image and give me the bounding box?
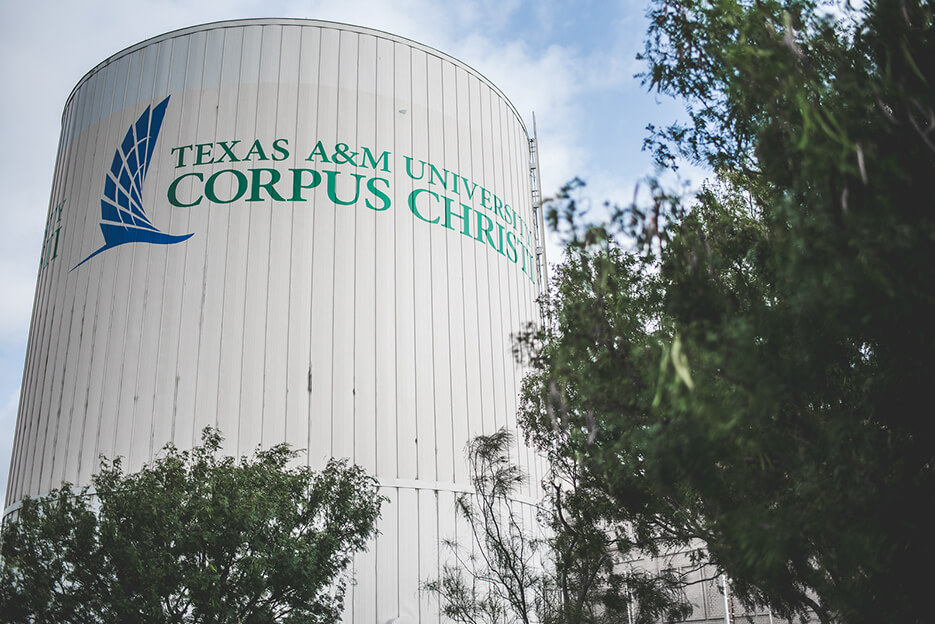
[5,18,543,623]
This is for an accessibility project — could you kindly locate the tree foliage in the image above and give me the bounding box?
[425,429,542,624]
[425,428,689,624]
[0,428,384,624]
[519,1,935,623]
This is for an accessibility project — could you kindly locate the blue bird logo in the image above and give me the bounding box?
[72,96,193,270]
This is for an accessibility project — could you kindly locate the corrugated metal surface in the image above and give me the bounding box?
[6,19,543,623]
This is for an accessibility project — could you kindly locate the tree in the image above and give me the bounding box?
[425,428,689,624]
[425,429,543,624]
[519,1,935,623]
[0,428,384,623]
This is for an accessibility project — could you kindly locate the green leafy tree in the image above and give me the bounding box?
[0,428,384,623]
[517,239,698,624]
[520,1,935,623]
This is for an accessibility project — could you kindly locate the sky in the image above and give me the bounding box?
[0,0,698,498]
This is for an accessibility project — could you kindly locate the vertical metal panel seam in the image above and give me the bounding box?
[216,26,245,450]
[169,32,197,447]
[189,28,214,447]
[351,35,379,613]
[376,37,397,618]
[306,27,323,465]
[509,105,528,491]
[127,43,159,466]
[113,50,146,463]
[391,40,399,482]
[490,88,507,436]
[452,67,468,480]
[237,26,262,454]
[328,29,341,461]
[190,29,220,442]
[117,51,146,462]
[350,30,359,476]
[99,55,134,460]
[142,41,167,461]
[400,38,411,615]
[368,32,378,477]
[88,60,122,477]
[212,27,237,441]
[285,26,302,445]
[70,68,108,485]
[470,75,486,435]
[427,51,439,487]
[408,44,418,483]
[370,31,380,493]
[412,48,423,481]
[94,53,134,466]
[261,24,284,447]
[170,34,196,447]
[351,30,359,479]
[504,110,521,485]
[496,96,518,479]
[483,86,499,435]
[146,37,185,459]
[440,56,456,495]
[418,47,432,614]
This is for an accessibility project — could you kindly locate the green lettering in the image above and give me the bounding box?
[324,170,365,206]
[503,203,515,226]
[480,187,491,208]
[428,164,448,189]
[331,143,356,164]
[205,169,247,204]
[492,194,505,220]
[518,239,535,281]
[171,145,194,168]
[306,141,331,162]
[167,172,204,207]
[245,140,269,161]
[195,143,213,166]
[216,140,241,163]
[475,211,496,247]
[289,168,322,202]
[360,147,391,172]
[272,138,290,161]
[248,168,285,202]
[366,177,392,211]
[459,176,477,200]
[404,156,426,180]
[516,215,528,240]
[505,230,518,262]
[443,197,472,236]
[409,188,441,224]
[50,227,61,262]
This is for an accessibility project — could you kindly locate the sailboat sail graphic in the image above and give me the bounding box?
[72,96,193,270]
